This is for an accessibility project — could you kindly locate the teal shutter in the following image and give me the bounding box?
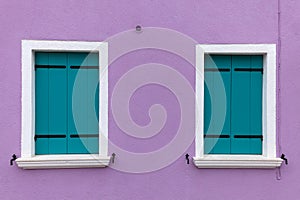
[67,52,100,154]
[231,56,262,154]
[35,53,67,154]
[86,53,99,154]
[204,55,263,155]
[231,56,252,154]
[249,56,263,154]
[35,52,99,155]
[68,53,89,154]
[204,55,231,154]
[35,53,50,154]
[48,53,68,154]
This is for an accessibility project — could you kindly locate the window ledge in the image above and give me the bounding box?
[16,154,111,169]
[193,155,283,168]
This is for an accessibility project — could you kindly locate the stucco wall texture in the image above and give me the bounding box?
[0,0,299,199]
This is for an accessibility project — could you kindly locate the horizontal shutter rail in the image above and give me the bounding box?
[70,66,99,69]
[35,65,66,69]
[34,134,66,141]
[234,68,263,73]
[234,135,263,140]
[204,134,230,138]
[204,68,230,72]
[70,134,99,138]
[203,134,262,139]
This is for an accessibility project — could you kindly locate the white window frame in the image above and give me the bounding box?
[16,40,110,169]
[194,44,283,168]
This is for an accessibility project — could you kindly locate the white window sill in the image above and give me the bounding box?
[16,154,111,169]
[193,155,283,168]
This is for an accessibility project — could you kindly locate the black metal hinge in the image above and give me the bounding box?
[234,68,263,74]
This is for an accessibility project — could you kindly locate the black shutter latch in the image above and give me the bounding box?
[10,154,17,166]
[281,154,288,165]
[185,153,190,164]
[111,153,116,164]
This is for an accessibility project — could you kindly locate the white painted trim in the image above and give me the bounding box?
[195,45,204,158]
[193,156,282,168]
[18,40,110,169]
[195,44,282,168]
[99,42,109,157]
[16,155,110,169]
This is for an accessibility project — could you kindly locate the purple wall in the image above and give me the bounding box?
[0,0,299,199]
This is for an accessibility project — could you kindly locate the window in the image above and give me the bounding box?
[194,44,282,168]
[16,40,109,169]
[35,52,100,155]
